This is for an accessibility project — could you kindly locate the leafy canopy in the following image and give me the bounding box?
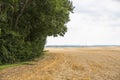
[0,0,73,64]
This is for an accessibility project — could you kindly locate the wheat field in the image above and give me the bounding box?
[0,47,120,80]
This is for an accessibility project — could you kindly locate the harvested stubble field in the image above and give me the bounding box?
[0,47,120,80]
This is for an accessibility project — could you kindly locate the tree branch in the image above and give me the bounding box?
[14,0,30,29]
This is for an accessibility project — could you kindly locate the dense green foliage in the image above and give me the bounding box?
[0,0,73,64]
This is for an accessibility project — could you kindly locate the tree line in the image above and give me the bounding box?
[0,0,73,64]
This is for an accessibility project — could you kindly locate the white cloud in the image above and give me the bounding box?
[46,0,120,45]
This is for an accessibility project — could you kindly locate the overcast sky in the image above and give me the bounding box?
[46,0,120,45]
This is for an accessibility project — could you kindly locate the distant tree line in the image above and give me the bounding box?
[0,0,73,64]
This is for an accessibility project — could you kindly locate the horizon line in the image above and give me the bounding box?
[45,45,120,47]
